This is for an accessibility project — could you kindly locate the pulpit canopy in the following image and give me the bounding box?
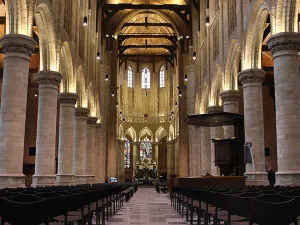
[184,112,244,127]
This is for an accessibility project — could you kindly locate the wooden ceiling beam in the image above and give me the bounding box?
[122,22,174,29]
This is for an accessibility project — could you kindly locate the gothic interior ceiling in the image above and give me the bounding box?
[102,0,189,63]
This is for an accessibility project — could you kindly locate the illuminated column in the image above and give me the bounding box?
[174,138,179,175]
[0,35,36,188]
[178,85,189,177]
[85,117,98,184]
[220,90,240,138]
[56,93,78,185]
[207,106,224,175]
[239,69,267,184]
[95,124,105,183]
[268,33,300,185]
[132,142,139,177]
[153,142,159,163]
[32,71,62,187]
[117,139,126,183]
[201,126,211,175]
[73,107,89,184]
[167,141,175,178]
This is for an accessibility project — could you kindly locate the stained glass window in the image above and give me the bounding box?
[140,137,152,161]
[128,66,133,88]
[159,66,165,88]
[141,67,150,89]
[124,138,130,168]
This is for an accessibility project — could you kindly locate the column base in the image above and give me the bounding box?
[74,175,88,185]
[275,171,300,186]
[56,174,75,186]
[86,175,96,184]
[0,173,25,188]
[32,175,56,187]
[244,172,269,185]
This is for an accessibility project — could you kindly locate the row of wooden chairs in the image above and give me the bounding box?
[171,185,300,225]
[0,182,137,225]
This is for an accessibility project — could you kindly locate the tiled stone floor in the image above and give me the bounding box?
[107,187,189,225]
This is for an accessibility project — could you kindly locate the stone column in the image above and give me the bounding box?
[189,126,200,177]
[201,126,211,175]
[132,142,139,177]
[56,93,78,185]
[207,106,224,175]
[174,138,179,175]
[153,142,159,163]
[239,69,267,184]
[85,117,98,184]
[220,90,240,138]
[117,140,126,183]
[73,107,89,184]
[95,124,104,183]
[178,85,189,177]
[267,32,300,185]
[32,71,62,187]
[167,141,175,178]
[0,35,36,188]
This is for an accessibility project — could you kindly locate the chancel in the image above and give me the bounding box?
[0,0,299,224]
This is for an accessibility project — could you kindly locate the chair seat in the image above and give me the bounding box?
[231,221,248,225]
[217,214,245,222]
[53,215,82,222]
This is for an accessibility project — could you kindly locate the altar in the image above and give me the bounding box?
[135,158,158,184]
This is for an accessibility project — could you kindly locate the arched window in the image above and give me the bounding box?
[140,137,152,161]
[141,67,150,89]
[159,66,165,88]
[128,66,133,88]
[124,138,131,168]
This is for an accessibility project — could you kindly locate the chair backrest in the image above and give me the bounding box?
[1,195,48,225]
[249,198,298,225]
[229,193,263,218]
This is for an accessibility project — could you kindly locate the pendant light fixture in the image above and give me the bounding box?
[97,51,100,60]
[83,16,88,26]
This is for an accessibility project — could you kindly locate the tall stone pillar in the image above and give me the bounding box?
[56,93,78,185]
[174,138,179,175]
[178,86,189,177]
[73,107,89,184]
[239,69,267,184]
[201,126,211,175]
[153,142,159,163]
[267,32,300,185]
[132,142,139,178]
[0,35,36,188]
[220,90,240,138]
[32,71,62,187]
[189,126,200,177]
[85,117,98,184]
[117,140,126,183]
[207,106,224,175]
[167,141,175,178]
[95,124,105,183]
[153,142,159,177]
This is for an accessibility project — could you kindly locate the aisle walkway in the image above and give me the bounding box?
[107,187,188,225]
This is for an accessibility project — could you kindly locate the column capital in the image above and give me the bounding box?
[95,123,101,129]
[207,105,223,114]
[267,32,300,57]
[238,69,265,86]
[0,34,36,57]
[220,90,240,103]
[36,71,62,87]
[58,92,78,105]
[87,117,98,125]
[75,107,89,118]
[167,140,176,145]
